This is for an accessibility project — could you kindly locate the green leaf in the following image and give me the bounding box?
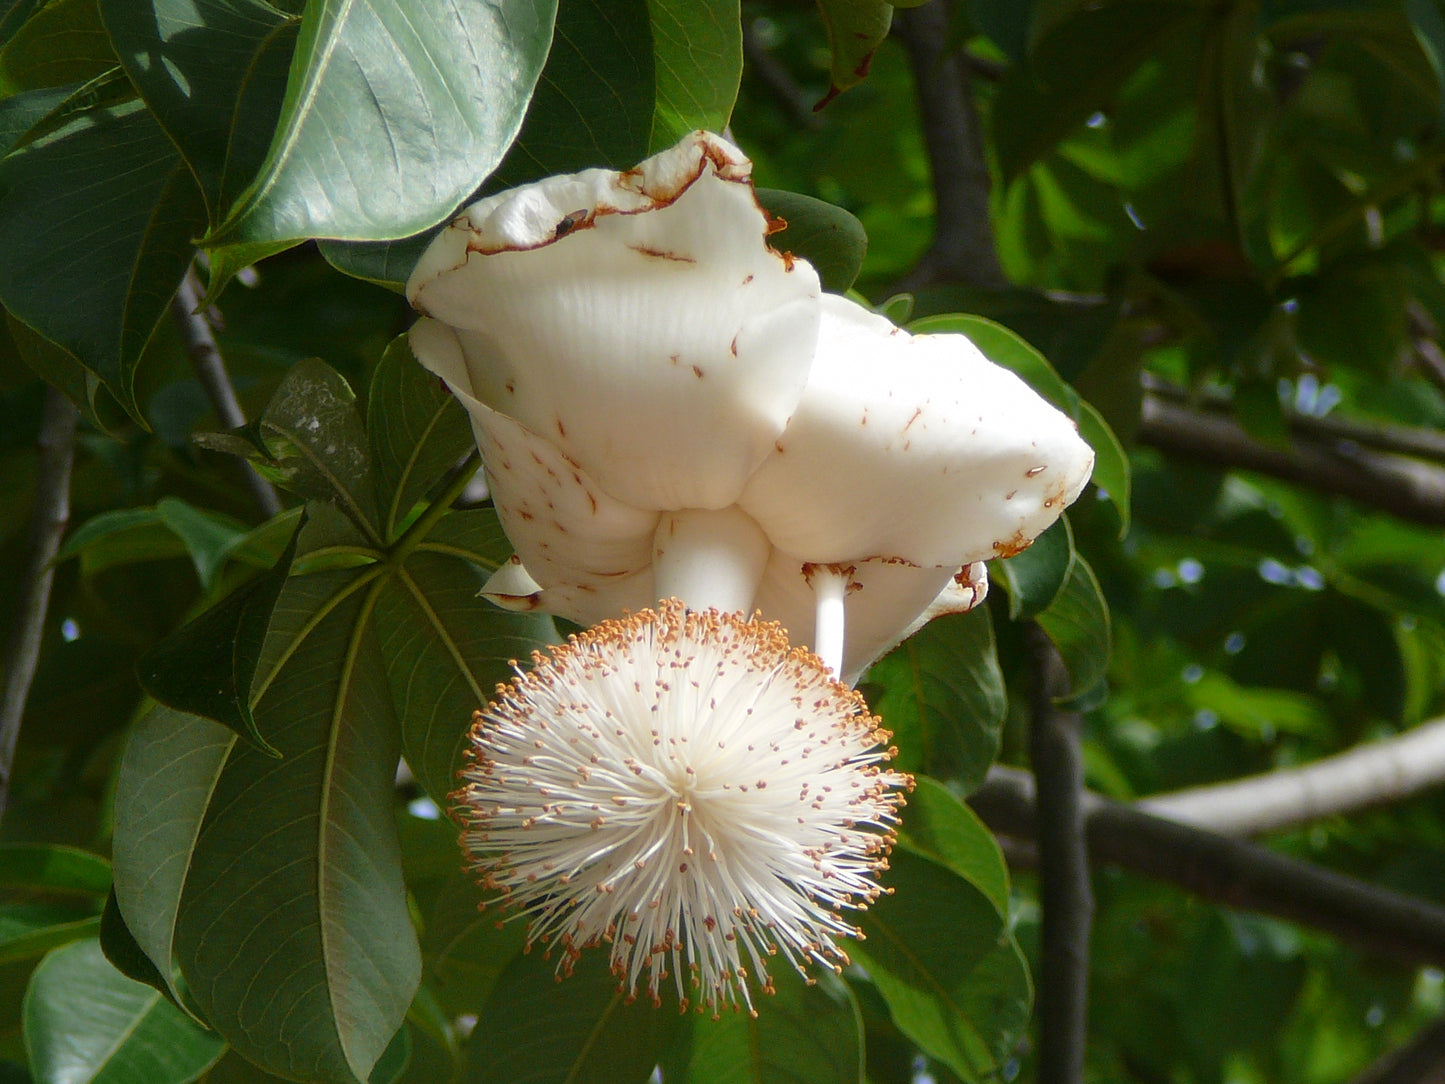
[470,946,684,1084]
[112,706,235,1006]
[205,0,558,255]
[367,334,473,540]
[0,843,110,898]
[321,0,743,291]
[138,513,301,753]
[660,968,864,1084]
[99,890,173,1002]
[0,84,73,155]
[1035,547,1110,706]
[0,0,116,94]
[910,313,1131,535]
[153,498,250,589]
[812,0,893,108]
[994,515,1073,621]
[99,0,293,219]
[22,938,224,1084]
[175,567,421,1083]
[756,188,868,293]
[0,100,206,418]
[867,607,1006,792]
[849,849,1009,1083]
[420,872,528,1019]
[896,777,1009,917]
[197,358,382,542]
[643,0,742,151]
[0,911,101,966]
[374,546,557,805]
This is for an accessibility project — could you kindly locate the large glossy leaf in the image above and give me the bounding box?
[0,100,206,418]
[911,313,1131,535]
[175,567,420,1083]
[469,947,683,1084]
[849,850,1010,1084]
[99,0,293,218]
[367,334,473,540]
[112,707,235,1005]
[866,607,1006,792]
[320,0,743,291]
[643,0,741,152]
[22,938,224,1084]
[204,0,559,256]
[660,968,863,1084]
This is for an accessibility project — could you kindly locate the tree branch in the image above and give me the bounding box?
[1138,716,1445,837]
[1143,374,1445,465]
[1138,393,1445,525]
[0,386,78,823]
[893,0,1007,292]
[972,766,1445,968]
[1026,625,1092,1084]
[171,267,282,519]
[1349,1015,1445,1084]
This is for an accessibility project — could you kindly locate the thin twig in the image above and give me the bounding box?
[972,766,1445,968]
[892,0,1007,292]
[1349,1015,1445,1084]
[1026,625,1092,1084]
[0,386,78,824]
[1139,716,1445,836]
[1138,394,1445,525]
[171,266,283,519]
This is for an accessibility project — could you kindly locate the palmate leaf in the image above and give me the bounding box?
[115,357,556,1081]
[660,969,863,1084]
[203,0,559,261]
[320,0,744,291]
[176,566,418,1084]
[23,939,225,1084]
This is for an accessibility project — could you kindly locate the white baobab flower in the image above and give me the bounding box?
[410,130,1094,1010]
[452,600,909,1016]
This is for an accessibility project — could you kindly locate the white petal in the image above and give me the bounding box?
[739,295,1095,568]
[753,552,986,685]
[408,329,660,601]
[407,131,821,511]
[481,556,544,611]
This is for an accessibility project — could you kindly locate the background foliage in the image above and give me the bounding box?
[4,0,1445,1082]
